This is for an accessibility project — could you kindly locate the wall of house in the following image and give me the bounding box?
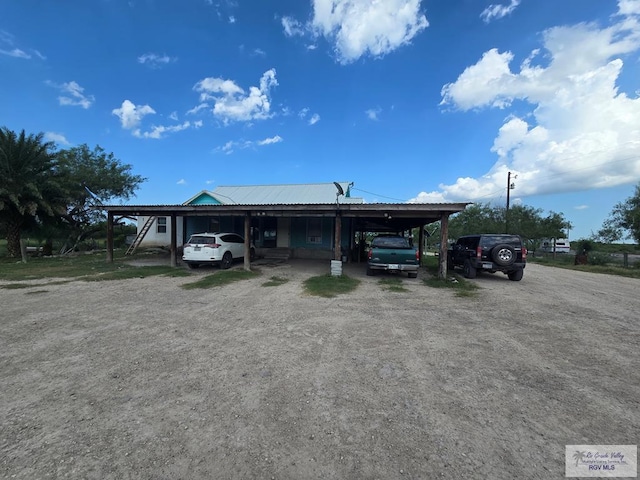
[289,217,354,260]
[137,216,184,248]
[183,216,245,241]
[137,213,354,259]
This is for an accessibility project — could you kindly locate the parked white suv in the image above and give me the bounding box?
[182,232,255,269]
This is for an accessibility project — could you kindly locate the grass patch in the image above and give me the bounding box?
[85,265,190,281]
[1,283,34,289]
[422,274,480,297]
[378,277,408,292]
[303,274,360,298]
[529,256,640,279]
[0,251,191,283]
[262,276,289,287]
[181,269,258,289]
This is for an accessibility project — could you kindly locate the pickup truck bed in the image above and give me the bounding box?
[367,236,419,278]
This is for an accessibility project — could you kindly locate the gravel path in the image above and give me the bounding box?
[1,261,638,479]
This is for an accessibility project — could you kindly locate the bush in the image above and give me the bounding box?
[575,238,593,254]
[587,252,610,266]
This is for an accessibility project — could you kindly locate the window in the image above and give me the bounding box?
[307,218,322,244]
[157,217,167,234]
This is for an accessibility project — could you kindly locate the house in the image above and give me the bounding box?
[134,182,364,260]
[103,181,469,277]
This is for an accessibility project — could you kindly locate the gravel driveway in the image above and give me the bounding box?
[1,261,638,479]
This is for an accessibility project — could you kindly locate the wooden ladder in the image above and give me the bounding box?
[125,216,156,255]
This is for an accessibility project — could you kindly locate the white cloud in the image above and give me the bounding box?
[177,179,187,185]
[308,113,320,125]
[186,103,209,115]
[0,30,44,60]
[112,100,156,129]
[138,53,176,68]
[282,16,305,37]
[169,111,178,121]
[47,80,95,109]
[258,135,283,145]
[192,69,278,123]
[215,134,282,154]
[416,15,640,204]
[44,132,70,145]
[308,0,429,64]
[133,121,197,139]
[366,107,382,120]
[574,205,589,210]
[617,0,640,16]
[0,48,30,58]
[480,0,521,23]
[229,16,236,24]
[298,107,309,119]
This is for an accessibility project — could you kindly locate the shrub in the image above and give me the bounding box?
[587,252,610,266]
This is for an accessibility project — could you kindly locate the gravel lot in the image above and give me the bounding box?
[1,260,638,479]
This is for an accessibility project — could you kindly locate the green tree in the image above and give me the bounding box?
[0,128,60,257]
[595,184,640,244]
[1,128,146,257]
[449,202,570,248]
[52,144,145,252]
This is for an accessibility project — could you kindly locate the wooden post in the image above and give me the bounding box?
[418,224,425,266]
[170,214,177,267]
[334,213,342,261]
[106,211,114,263]
[244,213,251,271]
[438,212,449,280]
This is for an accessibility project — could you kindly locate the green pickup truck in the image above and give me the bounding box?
[366,235,420,278]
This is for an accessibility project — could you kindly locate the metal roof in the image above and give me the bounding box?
[207,182,362,205]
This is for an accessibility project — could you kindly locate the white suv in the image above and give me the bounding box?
[182,232,255,269]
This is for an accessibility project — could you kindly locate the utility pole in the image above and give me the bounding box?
[505,171,516,233]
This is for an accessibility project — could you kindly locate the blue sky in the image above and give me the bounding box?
[2,0,640,240]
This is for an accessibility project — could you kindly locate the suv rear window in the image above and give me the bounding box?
[189,236,217,245]
[478,235,522,248]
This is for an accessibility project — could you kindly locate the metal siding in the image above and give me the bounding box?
[212,182,361,205]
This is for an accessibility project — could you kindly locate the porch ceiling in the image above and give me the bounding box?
[102,202,470,231]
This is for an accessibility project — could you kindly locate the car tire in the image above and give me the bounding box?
[221,252,233,269]
[408,271,418,278]
[463,259,477,279]
[187,263,199,269]
[491,244,516,266]
[508,269,524,281]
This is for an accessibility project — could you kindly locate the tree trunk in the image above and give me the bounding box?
[6,222,22,257]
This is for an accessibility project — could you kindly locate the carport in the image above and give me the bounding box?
[102,202,469,279]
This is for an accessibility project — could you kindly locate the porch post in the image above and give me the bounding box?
[106,211,114,263]
[418,223,425,265]
[244,213,251,271]
[438,212,449,280]
[334,213,342,261]
[170,214,177,267]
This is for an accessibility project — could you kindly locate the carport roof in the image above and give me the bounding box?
[103,201,470,231]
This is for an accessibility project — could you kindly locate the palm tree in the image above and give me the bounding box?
[573,450,586,467]
[0,128,58,257]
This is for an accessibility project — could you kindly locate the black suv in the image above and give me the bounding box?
[448,234,526,281]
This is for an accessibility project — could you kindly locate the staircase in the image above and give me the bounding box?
[125,216,156,255]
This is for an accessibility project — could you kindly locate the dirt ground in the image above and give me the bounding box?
[1,260,638,479]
